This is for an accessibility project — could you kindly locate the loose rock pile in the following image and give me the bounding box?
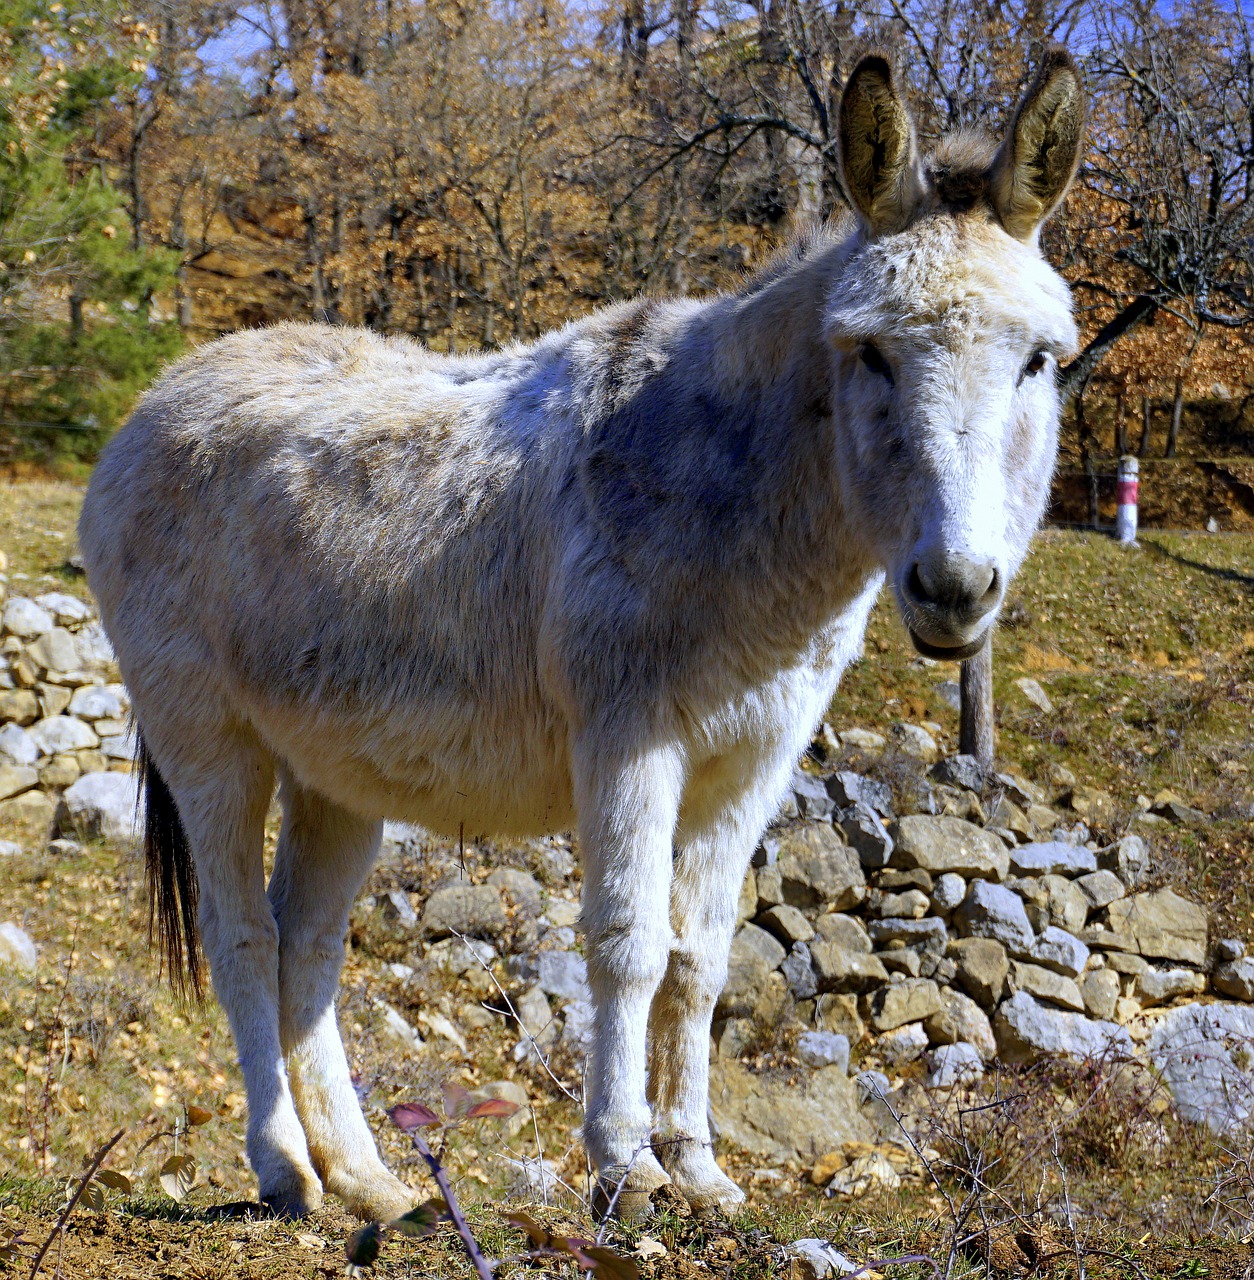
[1,575,1250,1177]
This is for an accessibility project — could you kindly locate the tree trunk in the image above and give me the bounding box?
[1138,395,1152,457]
[959,634,995,768]
[1166,376,1184,457]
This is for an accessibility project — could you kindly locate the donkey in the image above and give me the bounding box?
[79,50,1085,1220]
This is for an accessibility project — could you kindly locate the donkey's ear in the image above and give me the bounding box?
[991,47,1086,241]
[838,54,925,236]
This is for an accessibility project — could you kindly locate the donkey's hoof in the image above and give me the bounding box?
[329,1169,417,1224]
[592,1154,672,1220]
[259,1182,323,1218]
[259,1164,324,1218]
[677,1170,745,1217]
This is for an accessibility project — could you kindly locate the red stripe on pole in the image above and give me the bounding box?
[1116,480,1138,505]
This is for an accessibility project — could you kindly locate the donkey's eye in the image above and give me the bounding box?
[859,342,894,384]
[1022,350,1048,380]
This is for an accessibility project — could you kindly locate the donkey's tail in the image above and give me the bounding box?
[136,732,203,998]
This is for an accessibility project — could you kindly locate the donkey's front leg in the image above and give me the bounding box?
[649,762,791,1214]
[575,739,684,1217]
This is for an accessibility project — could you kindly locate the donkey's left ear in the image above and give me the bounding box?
[991,47,1087,241]
[838,54,925,237]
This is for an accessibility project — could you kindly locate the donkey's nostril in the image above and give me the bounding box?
[980,565,1001,603]
[906,562,930,604]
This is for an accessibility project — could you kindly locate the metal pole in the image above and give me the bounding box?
[959,630,995,768]
[1116,454,1139,544]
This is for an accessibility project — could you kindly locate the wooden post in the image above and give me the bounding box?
[959,631,995,768]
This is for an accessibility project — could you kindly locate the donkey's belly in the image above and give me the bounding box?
[252,698,577,838]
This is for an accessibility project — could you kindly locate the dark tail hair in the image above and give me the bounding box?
[136,732,203,998]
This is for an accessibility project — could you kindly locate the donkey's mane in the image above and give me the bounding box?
[733,129,1001,303]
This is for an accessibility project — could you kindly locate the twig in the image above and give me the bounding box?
[404,1128,495,1280]
[848,1255,944,1280]
[450,929,579,1104]
[28,1128,126,1280]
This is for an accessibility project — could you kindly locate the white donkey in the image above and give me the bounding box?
[80,51,1085,1220]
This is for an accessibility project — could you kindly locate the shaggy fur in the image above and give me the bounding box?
[79,50,1084,1220]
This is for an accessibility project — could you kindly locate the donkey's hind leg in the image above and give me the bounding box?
[267,778,415,1223]
[165,737,323,1214]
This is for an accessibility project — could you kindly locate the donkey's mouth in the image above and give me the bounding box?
[907,628,988,662]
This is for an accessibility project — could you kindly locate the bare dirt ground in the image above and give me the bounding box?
[1,481,1252,1278]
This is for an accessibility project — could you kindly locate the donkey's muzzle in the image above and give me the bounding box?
[899,549,1002,656]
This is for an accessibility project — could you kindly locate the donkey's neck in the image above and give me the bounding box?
[576,229,879,656]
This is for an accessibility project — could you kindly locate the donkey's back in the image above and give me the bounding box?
[80,321,588,835]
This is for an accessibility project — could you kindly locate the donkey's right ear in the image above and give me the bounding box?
[838,54,925,237]
[991,47,1086,241]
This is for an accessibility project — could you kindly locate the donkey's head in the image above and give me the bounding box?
[827,50,1085,659]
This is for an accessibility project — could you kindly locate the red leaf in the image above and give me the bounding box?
[584,1246,642,1280]
[441,1080,473,1120]
[465,1098,521,1121]
[503,1211,553,1248]
[388,1102,441,1132]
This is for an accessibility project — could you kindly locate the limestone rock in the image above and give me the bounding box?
[929,755,988,793]
[923,988,996,1060]
[994,991,1133,1065]
[718,924,787,1017]
[708,1060,874,1163]
[782,941,819,1000]
[0,765,36,801]
[29,716,98,755]
[0,690,38,725]
[877,1021,929,1065]
[1133,967,1207,1008]
[893,815,1009,881]
[34,592,91,625]
[870,978,942,1032]
[759,904,815,946]
[487,867,544,916]
[811,938,888,994]
[2,598,53,638]
[776,823,866,910]
[826,771,894,818]
[0,922,37,972]
[1010,961,1086,1012]
[887,722,938,762]
[1097,835,1149,888]
[1008,842,1097,877]
[950,938,1009,1008]
[792,769,836,821]
[0,723,39,767]
[797,1031,850,1072]
[1079,969,1120,1021]
[930,873,967,916]
[421,883,508,940]
[1042,874,1089,933]
[27,628,79,675]
[537,951,590,1005]
[873,889,928,919]
[0,789,55,828]
[925,1042,984,1088]
[839,803,894,869]
[1147,1002,1254,1132]
[61,770,141,843]
[1213,959,1254,1002]
[953,881,1035,953]
[1076,870,1125,911]
[1106,890,1208,966]
[1027,926,1090,978]
[866,916,948,953]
